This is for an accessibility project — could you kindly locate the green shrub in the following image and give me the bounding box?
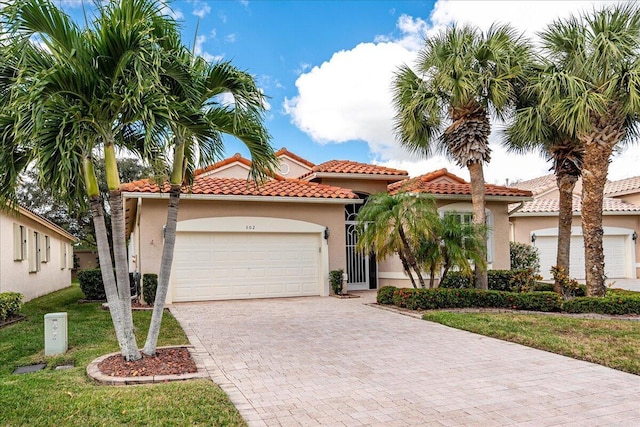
[0,292,23,322]
[533,282,555,292]
[143,273,158,305]
[488,270,515,292]
[387,288,562,312]
[439,272,472,288]
[329,269,344,295]
[78,269,106,300]
[377,286,397,305]
[562,295,640,315]
[510,241,540,272]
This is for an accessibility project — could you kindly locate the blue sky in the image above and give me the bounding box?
[61,0,639,184]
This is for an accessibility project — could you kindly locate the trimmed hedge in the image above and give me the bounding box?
[384,286,562,312]
[377,286,396,305]
[0,292,23,322]
[78,269,106,300]
[143,273,158,305]
[330,269,344,295]
[439,269,540,292]
[563,295,640,315]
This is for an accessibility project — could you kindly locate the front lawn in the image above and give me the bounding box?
[0,285,246,427]
[423,311,640,375]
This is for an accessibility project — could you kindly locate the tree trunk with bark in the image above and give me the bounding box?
[581,111,624,296]
[555,173,578,294]
[398,225,426,288]
[468,161,488,289]
[398,249,418,288]
[143,184,181,355]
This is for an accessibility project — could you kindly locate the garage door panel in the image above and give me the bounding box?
[535,234,628,280]
[172,232,321,301]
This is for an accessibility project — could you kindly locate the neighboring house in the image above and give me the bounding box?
[509,174,640,280]
[122,149,531,303]
[1,205,76,301]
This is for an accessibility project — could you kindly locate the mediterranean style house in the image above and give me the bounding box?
[122,148,532,303]
[509,175,640,280]
[1,205,76,301]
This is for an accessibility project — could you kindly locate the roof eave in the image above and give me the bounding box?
[121,191,362,205]
[511,210,640,217]
[306,172,409,182]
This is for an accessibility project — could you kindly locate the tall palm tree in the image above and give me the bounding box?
[356,192,439,288]
[393,24,531,289]
[0,0,183,360]
[537,4,640,296]
[505,63,584,293]
[142,52,277,355]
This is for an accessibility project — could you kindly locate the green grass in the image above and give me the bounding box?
[423,311,640,375]
[0,285,246,427]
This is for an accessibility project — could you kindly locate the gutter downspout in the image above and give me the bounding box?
[508,201,525,216]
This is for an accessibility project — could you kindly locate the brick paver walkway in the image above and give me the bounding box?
[171,292,640,426]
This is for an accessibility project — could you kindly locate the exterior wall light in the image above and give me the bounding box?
[633,231,637,242]
[324,227,330,240]
[531,233,536,243]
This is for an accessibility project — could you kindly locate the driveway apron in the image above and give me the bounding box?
[171,293,640,426]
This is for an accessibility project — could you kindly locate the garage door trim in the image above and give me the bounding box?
[168,217,329,303]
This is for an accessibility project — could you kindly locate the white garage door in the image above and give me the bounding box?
[536,234,627,280]
[172,232,321,302]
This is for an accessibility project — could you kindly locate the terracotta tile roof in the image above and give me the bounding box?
[604,176,640,196]
[509,174,556,195]
[299,160,408,178]
[515,196,640,214]
[194,153,252,176]
[274,147,315,168]
[389,169,532,198]
[120,176,358,199]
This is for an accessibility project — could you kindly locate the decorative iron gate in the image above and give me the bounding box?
[344,198,375,290]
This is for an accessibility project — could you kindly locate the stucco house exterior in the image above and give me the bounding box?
[1,205,76,301]
[509,174,640,280]
[122,149,531,302]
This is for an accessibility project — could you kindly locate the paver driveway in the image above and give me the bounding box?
[171,292,640,426]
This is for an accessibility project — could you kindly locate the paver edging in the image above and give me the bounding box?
[86,345,209,386]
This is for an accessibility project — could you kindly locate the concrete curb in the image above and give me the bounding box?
[86,345,209,386]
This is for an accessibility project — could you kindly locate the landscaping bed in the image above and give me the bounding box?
[0,285,246,426]
[98,347,196,377]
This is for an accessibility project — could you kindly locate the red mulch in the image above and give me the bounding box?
[98,347,197,377]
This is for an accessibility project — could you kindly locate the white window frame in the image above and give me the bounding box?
[438,203,494,264]
[29,230,41,273]
[43,235,51,263]
[13,223,28,261]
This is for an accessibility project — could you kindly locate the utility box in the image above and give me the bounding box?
[44,312,68,356]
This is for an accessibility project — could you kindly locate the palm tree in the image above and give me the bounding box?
[537,4,640,296]
[142,53,277,355]
[417,214,487,288]
[0,0,183,360]
[356,192,439,288]
[505,63,584,293]
[393,24,531,289]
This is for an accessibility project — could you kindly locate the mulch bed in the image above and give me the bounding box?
[0,314,26,329]
[97,347,197,377]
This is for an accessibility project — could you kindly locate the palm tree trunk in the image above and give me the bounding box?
[397,249,418,288]
[143,184,180,355]
[555,173,577,294]
[398,225,426,288]
[581,136,616,297]
[104,143,140,361]
[109,189,141,361]
[429,264,436,289]
[468,161,488,289]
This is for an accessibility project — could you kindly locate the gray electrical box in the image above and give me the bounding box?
[44,312,68,356]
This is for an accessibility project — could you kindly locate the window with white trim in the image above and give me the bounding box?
[29,230,41,273]
[13,224,27,261]
[439,204,494,264]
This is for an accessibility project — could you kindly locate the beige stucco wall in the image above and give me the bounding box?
[612,193,640,206]
[315,178,392,196]
[133,198,347,278]
[202,163,250,179]
[0,212,73,301]
[280,157,312,179]
[75,249,99,270]
[510,214,640,277]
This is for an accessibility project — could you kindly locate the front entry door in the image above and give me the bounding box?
[345,198,376,291]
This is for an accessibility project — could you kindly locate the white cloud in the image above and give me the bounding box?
[161,4,184,20]
[224,33,237,43]
[194,34,217,62]
[192,2,211,19]
[219,11,228,23]
[284,0,638,183]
